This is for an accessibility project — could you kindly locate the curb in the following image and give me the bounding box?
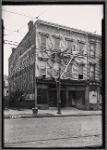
[4,113,101,119]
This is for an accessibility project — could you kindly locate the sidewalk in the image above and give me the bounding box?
[4,107,102,119]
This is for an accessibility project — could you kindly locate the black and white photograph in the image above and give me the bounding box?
[2,2,104,148]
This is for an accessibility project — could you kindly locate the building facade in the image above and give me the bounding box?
[8,20,102,110]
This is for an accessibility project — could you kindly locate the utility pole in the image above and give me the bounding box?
[57,52,61,114]
[32,26,38,116]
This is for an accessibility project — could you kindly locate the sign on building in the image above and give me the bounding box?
[89,91,97,104]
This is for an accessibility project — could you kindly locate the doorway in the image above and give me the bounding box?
[68,91,76,107]
[68,90,85,107]
[49,89,57,107]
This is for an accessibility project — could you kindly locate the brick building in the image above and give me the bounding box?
[8,19,102,110]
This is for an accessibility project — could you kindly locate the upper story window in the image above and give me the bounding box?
[51,52,60,63]
[78,42,84,56]
[40,60,46,68]
[78,65,83,79]
[54,37,60,50]
[89,43,95,58]
[66,40,73,53]
[41,35,47,50]
[89,64,95,80]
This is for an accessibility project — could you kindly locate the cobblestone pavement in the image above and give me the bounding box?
[4,116,102,148]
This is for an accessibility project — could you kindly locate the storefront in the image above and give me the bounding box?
[36,79,100,110]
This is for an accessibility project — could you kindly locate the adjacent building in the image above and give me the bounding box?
[4,75,9,108]
[8,19,102,110]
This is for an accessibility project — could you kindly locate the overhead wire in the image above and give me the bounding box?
[4,29,26,35]
[3,8,49,35]
[2,9,35,19]
[16,8,48,32]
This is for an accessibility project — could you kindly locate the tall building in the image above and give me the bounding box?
[8,19,102,110]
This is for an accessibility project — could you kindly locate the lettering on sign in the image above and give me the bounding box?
[9,48,34,77]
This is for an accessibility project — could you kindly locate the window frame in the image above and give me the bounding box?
[78,42,84,56]
[89,43,96,58]
[89,64,95,80]
[54,37,60,50]
[40,34,47,50]
[78,64,84,80]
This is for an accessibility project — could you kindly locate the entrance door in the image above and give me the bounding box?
[61,91,65,107]
[49,89,57,107]
[69,91,76,107]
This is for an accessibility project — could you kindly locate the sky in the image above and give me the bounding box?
[2,5,103,75]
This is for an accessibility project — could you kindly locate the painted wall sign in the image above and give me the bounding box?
[89,91,97,104]
[9,45,34,77]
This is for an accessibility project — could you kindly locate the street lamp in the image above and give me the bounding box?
[53,51,62,114]
[55,76,61,114]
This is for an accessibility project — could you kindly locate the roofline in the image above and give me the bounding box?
[35,19,101,39]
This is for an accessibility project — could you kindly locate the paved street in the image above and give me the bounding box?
[4,116,102,148]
